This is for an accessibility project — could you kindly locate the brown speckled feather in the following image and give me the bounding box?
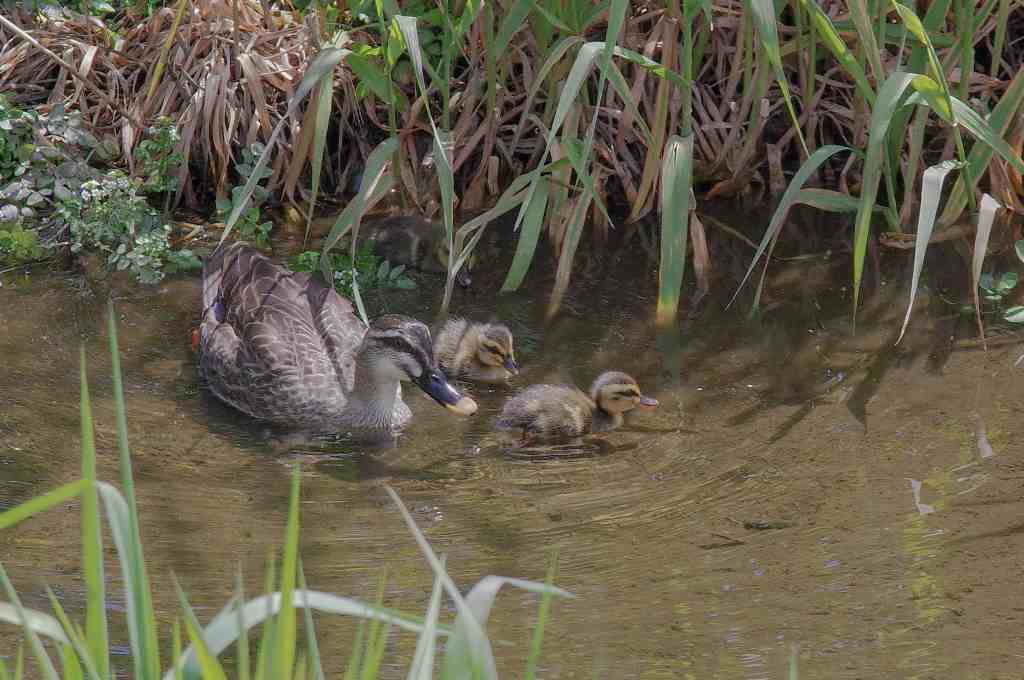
[199,242,369,428]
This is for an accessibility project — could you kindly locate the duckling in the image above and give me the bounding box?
[433,318,519,383]
[198,242,477,437]
[361,215,477,287]
[495,371,658,443]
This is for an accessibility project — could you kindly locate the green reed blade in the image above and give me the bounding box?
[305,70,335,246]
[298,561,324,680]
[59,643,82,680]
[272,467,302,680]
[384,486,498,679]
[937,66,1024,227]
[750,0,808,157]
[407,561,444,680]
[493,0,533,58]
[175,580,228,680]
[219,47,350,245]
[107,303,161,680]
[0,480,86,530]
[547,188,594,320]
[971,194,1003,341]
[522,554,558,680]
[254,553,276,680]
[798,0,874,104]
[77,347,109,680]
[235,570,250,680]
[728,145,853,311]
[45,588,102,680]
[501,177,550,292]
[0,566,59,680]
[852,72,923,326]
[896,160,963,343]
[792,188,873,213]
[655,134,693,327]
[0,602,69,649]
[172,619,184,680]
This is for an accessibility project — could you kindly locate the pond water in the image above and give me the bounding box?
[2,204,1023,678]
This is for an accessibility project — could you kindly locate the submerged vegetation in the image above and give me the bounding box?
[2,0,1024,327]
[0,304,568,678]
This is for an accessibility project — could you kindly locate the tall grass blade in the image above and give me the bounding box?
[220,47,350,245]
[971,194,1002,346]
[45,588,102,680]
[522,556,558,680]
[0,602,69,648]
[0,481,86,530]
[297,562,324,680]
[174,580,228,680]
[729,145,853,310]
[272,468,302,680]
[896,160,962,343]
[797,0,874,103]
[172,619,184,680]
[937,67,1024,227]
[656,134,693,327]
[59,646,83,680]
[234,570,250,680]
[500,177,550,291]
[305,72,335,246]
[384,485,496,679]
[407,563,444,680]
[750,0,808,156]
[77,347,109,680]
[0,566,60,680]
[166,590,440,680]
[852,72,921,324]
[107,303,161,680]
[547,191,594,320]
[254,554,276,680]
[443,574,573,679]
[493,0,532,57]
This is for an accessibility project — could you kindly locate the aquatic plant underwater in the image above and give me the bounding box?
[0,303,570,679]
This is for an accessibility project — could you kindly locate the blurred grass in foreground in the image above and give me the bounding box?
[0,301,571,679]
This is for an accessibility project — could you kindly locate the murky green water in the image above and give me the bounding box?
[2,206,1023,678]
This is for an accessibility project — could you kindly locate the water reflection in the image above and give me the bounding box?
[1,205,1023,677]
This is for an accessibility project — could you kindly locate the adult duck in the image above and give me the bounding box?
[197,242,477,436]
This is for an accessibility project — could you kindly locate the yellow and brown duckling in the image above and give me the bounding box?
[495,371,658,443]
[361,215,477,288]
[433,318,519,383]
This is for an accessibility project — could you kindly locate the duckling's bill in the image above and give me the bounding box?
[502,356,520,375]
[638,395,659,409]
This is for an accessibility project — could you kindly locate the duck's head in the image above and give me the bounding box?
[590,371,659,415]
[473,323,519,377]
[365,315,478,415]
[433,240,477,288]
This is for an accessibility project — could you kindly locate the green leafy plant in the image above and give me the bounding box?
[288,241,416,298]
[134,116,182,197]
[217,142,274,248]
[0,304,569,679]
[61,170,199,283]
[977,270,1024,324]
[0,223,44,264]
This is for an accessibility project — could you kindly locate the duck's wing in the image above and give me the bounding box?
[199,243,364,421]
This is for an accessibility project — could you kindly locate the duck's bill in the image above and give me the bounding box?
[416,372,478,416]
[502,357,520,375]
[638,395,659,409]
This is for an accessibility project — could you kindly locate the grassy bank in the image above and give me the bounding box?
[0,302,570,679]
[2,0,1024,330]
